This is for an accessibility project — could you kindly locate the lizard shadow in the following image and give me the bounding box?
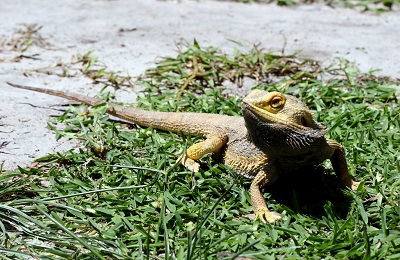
[265,165,353,219]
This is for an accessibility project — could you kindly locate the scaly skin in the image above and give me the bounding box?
[7,82,359,223]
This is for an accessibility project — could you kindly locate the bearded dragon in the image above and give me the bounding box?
[7,82,359,223]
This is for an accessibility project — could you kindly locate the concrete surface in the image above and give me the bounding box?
[1,0,399,170]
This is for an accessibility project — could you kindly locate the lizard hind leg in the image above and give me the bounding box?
[250,170,281,223]
[182,135,228,172]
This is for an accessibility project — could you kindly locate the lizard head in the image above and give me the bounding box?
[242,89,327,154]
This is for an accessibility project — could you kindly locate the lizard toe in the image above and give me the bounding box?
[181,155,200,172]
[255,208,282,224]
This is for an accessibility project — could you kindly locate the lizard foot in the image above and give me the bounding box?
[181,155,200,172]
[255,208,282,224]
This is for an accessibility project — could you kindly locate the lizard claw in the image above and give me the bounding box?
[255,207,282,224]
[350,181,360,191]
[343,178,360,191]
[181,155,200,172]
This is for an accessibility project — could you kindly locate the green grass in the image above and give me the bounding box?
[233,0,400,13]
[1,41,399,259]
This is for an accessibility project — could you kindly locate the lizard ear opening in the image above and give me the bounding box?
[301,116,308,127]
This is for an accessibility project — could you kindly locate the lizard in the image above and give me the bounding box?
[7,82,359,223]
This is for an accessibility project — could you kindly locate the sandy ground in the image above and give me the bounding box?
[0,0,399,170]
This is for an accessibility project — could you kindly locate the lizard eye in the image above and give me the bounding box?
[270,95,285,109]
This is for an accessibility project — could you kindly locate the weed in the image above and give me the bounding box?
[141,40,321,94]
[76,51,135,88]
[0,23,50,63]
[233,0,400,12]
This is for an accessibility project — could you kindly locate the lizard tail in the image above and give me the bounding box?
[7,82,105,107]
[6,82,214,135]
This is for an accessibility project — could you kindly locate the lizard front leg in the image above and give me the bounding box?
[327,139,359,190]
[250,170,281,223]
[182,135,227,172]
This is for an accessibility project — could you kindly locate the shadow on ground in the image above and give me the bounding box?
[267,165,353,219]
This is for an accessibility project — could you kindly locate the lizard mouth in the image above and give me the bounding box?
[242,101,309,131]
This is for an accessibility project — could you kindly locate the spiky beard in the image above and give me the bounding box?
[242,104,327,156]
